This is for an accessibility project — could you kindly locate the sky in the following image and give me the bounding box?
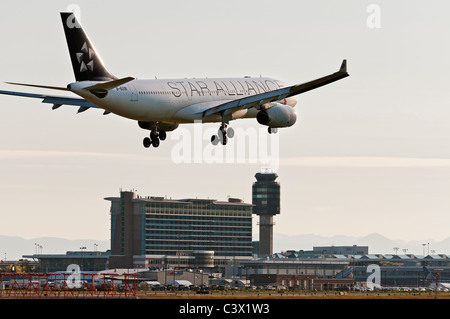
[1,1,450,254]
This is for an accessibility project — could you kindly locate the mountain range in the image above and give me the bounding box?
[1,233,450,261]
[0,236,110,261]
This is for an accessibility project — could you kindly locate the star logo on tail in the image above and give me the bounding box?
[76,42,95,73]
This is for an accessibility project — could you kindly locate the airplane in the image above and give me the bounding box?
[423,266,450,290]
[0,12,349,149]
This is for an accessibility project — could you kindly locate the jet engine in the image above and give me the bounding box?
[256,104,297,128]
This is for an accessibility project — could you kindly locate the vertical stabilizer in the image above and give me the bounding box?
[423,267,435,280]
[60,12,116,81]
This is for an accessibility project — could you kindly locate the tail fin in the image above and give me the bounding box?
[423,267,435,280]
[60,12,116,82]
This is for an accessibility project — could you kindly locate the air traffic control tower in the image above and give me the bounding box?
[252,171,280,255]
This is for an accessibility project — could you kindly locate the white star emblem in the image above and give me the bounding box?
[76,42,95,73]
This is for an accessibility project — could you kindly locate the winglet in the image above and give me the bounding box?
[339,59,347,73]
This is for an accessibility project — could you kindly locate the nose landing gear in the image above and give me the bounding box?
[268,127,278,134]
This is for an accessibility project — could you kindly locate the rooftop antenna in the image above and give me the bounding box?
[260,166,273,174]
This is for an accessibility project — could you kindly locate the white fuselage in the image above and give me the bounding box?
[69,77,297,124]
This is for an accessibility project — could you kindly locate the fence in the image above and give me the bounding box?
[0,272,139,298]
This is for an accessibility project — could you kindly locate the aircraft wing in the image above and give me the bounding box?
[196,59,349,118]
[0,89,106,114]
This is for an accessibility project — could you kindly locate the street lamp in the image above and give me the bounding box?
[35,243,43,255]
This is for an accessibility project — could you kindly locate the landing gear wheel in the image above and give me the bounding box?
[150,129,158,141]
[211,135,219,145]
[152,138,160,148]
[268,127,278,134]
[143,137,151,148]
[227,127,234,138]
[219,126,226,138]
[211,123,233,145]
[142,122,167,149]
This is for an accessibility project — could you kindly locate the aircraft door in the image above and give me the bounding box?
[128,85,138,101]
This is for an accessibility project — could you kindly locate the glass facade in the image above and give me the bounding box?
[108,193,253,258]
[110,200,120,253]
[140,199,253,256]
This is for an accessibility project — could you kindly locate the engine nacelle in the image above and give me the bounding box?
[256,104,297,128]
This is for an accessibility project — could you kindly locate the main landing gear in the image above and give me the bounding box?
[209,125,277,145]
[211,123,234,145]
[143,127,166,148]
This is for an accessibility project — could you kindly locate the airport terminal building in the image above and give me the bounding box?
[17,186,450,291]
[105,190,254,269]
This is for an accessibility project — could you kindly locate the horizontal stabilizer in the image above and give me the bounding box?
[0,89,101,112]
[83,77,135,91]
[6,82,70,91]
